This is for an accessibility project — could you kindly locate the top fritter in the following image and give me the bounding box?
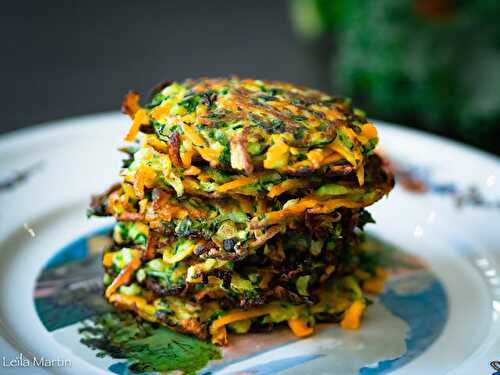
[122,78,378,180]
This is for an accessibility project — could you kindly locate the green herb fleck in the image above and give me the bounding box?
[178,94,201,113]
[219,144,231,165]
[296,275,311,296]
[362,137,378,155]
[336,128,354,149]
[146,94,167,109]
[291,115,307,122]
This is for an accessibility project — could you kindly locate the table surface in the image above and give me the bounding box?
[0,0,329,135]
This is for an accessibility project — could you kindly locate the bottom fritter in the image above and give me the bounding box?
[103,243,386,345]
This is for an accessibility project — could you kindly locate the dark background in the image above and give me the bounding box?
[0,0,328,135]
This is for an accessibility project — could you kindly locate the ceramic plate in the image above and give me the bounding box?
[0,113,499,375]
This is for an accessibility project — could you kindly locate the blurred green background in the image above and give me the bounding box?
[1,1,498,155]
[290,0,500,155]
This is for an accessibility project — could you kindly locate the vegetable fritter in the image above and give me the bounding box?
[123,78,378,178]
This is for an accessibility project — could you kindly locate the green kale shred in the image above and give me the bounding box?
[178,94,201,113]
[336,128,354,149]
[145,94,167,109]
[362,137,378,155]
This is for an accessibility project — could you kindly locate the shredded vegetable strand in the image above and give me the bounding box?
[105,255,142,298]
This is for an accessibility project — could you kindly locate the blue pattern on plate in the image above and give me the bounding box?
[34,227,449,374]
[209,354,323,375]
[360,280,448,374]
[45,226,112,269]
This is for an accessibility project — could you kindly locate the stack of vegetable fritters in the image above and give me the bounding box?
[91,78,393,345]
